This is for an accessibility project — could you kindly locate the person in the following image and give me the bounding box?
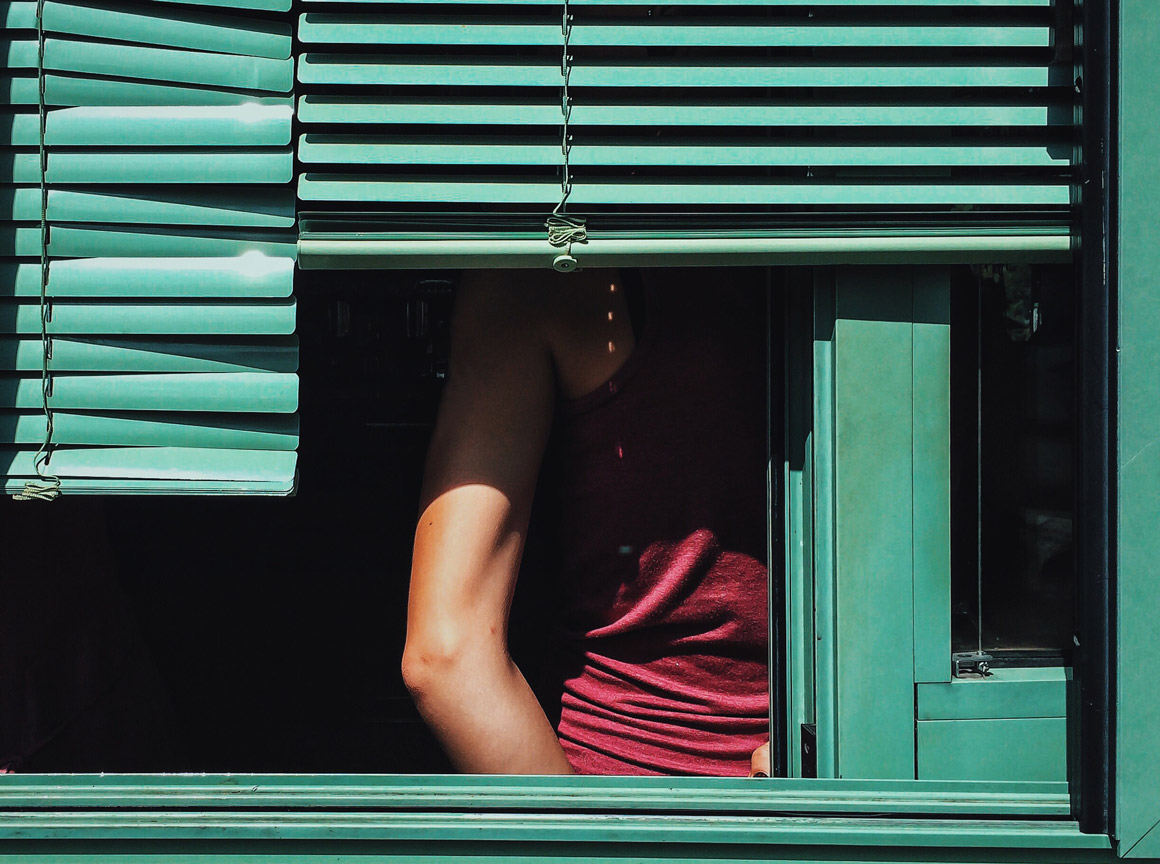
[402,266,772,776]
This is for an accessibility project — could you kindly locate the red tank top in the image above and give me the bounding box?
[547,273,770,776]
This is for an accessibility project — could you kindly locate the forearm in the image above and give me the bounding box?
[403,643,573,774]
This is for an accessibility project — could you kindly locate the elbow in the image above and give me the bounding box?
[401,627,471,706]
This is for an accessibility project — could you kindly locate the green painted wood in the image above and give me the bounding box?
[297,56,1055,88]
[297,97,1060,128]
[0,373,298,412]
[1116,0,1160,857]
[0,411,299,449]
[297,177,1071,207]
[0,775,1072,816]
[0,811,1112,848]
[784,274,817,778]
[43,39,294,92]
[812,271,839,779]
[918,719,1067,782]
[298,15,1050,49]
[0,337,299,372]
[0,299,296,335]
[832,268,916,779]
[918,668,1068,721]
[912,271,953,685]
[297,235,1072,271]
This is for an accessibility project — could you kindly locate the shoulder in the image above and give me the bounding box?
[452,267,620,358]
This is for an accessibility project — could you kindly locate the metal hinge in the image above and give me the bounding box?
[952,651,994,678]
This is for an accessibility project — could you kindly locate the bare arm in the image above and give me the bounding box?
[401,272,572,774]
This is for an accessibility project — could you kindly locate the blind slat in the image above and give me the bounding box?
[298,175,1072,206]
[44,39,295,93]
[299,136,1068,168]
[297,97,1059,128]
[0,373,299,412]
[299,16,1051,48]
[297,56,1055,89]
[4,187,295,226]
[2,411,299,450]
[40,1,292,60]
[0,447,297,494]
[0,299,296,335]
[0,336,299,371]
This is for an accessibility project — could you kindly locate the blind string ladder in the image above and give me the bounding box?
[545,0,586,272]
[13,0,62,501]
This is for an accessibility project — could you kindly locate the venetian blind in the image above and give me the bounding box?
[295,0,1074,269]
[1,0,298,494]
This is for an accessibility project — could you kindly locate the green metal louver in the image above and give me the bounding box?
[1,0,297,495]
[295,0,1075,268]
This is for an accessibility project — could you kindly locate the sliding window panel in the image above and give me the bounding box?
[296,0,1075,267]
[1,0,298,495]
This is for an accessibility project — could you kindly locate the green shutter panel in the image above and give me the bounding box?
[296,0,1074,268]
[2,0,298,495]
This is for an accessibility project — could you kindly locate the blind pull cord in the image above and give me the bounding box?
[546,0,585,272]
[14,0,62,502]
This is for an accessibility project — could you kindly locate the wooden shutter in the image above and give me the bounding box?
[296,0,1074,268]
[1,0,298,494]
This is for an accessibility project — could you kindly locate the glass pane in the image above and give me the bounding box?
[950,263,1076,663]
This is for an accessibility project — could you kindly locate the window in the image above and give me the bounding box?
[5,0,1155,857]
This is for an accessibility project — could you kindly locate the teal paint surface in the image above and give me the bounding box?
[297,97,1058,128]
[918,668,1068,721]
[1116,0,1160,857]
[297,56,1054,89]
[0,299,296,335]
[0,337,299,372]
[45,105,293,146]
[832,269,915,779]
[911,272,952,686]
[298,177,1071,207]
[918,719,1067,783]
[2,411,299,450]
[48,226,297,259]
[0,372,298,412]
[0,775,1072,816]
[0,810,1110,847]
[44,39,295,92]
[42,1,292,60]
[298,16,1049,48]
[299,136,1064,168]
[46,74,295,107]
[784,274,815,777]
[812,271,838,778]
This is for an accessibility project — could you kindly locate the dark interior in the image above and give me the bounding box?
[0,262,1078,773]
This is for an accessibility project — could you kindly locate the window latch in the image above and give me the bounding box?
[952,651,994,678]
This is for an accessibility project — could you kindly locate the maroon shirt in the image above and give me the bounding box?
[547,276,770,776]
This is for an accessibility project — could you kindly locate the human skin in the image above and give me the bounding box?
[402,268,770,775]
